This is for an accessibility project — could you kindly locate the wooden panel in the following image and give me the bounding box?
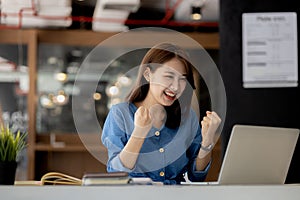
[0,29,34,44]
[27,29,38,180]
[37,30,117,46]
[36,29,219,49]
[185,32,219,49]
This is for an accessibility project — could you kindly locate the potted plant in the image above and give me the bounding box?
[0,126,27,185]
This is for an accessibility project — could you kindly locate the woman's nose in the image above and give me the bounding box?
[170,79,180,92]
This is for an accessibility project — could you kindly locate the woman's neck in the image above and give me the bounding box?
[134,100,153,109]
[135,94,158,109]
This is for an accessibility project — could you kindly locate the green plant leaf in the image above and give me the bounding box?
[0,126,27,162]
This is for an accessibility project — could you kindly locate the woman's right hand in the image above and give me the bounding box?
[134,106,152,127]
[132,106,152,138]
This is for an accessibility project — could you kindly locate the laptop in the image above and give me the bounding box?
[183,124,299,185]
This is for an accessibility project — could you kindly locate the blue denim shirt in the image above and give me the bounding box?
[101,102,210,184]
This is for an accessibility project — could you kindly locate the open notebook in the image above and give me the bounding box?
[183,124,299,185]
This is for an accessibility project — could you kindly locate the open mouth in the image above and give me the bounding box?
[164,90,176,101]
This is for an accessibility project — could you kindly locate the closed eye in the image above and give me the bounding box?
[165,75,174,79]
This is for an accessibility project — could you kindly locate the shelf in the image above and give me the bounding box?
[0,29,36,44]
[34,133,106,152]
[36,29,219,49]
[34,144,106,152]
[37,30,118,46]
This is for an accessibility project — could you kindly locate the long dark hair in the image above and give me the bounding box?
[126,43,196,129]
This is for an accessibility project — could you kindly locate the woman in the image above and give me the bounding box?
[101,43,221,184]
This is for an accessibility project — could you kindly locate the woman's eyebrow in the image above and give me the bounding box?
[164,71,187,77]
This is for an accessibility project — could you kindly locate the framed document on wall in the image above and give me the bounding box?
[242,12,298,88]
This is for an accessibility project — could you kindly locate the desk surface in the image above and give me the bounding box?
[1,185,300,200]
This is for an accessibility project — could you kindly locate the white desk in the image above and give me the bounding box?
[1,185,300,200]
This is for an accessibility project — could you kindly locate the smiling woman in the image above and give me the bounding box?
[126,43,196,129]
[144,60,188,106]
[101,43,221,184]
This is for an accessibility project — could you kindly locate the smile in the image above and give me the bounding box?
[164,90,176,100]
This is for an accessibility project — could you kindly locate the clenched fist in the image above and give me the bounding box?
[132,106,153,138]
[134,106,152,128]
[201,111,221,146]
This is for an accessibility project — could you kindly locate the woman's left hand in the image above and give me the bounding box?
[201,111,221,145]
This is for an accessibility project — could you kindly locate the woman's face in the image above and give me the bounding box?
[145,58,187,106]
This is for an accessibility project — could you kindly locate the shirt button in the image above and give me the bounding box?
[159,148,164,153]
[155,131,160,136]
[159,171,165,177]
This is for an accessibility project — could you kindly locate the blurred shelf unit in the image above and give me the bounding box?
[0,28,220,180]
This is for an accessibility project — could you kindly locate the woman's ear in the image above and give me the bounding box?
[143,67,151,82]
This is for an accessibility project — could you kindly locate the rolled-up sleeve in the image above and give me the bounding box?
[188,160,211,182]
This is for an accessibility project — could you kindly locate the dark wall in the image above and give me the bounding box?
[219,0,300,183]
